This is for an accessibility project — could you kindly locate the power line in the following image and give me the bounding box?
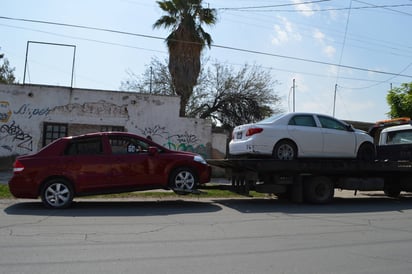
[353,0,412,16]
[3,21,405,86]
[212,44,412,78]
[1,15,412,79]
[333,0,353,116]
[218,0,331,11]
[339,61,412,90]
[220,8,412,58]
[221,3,412,13]
[335,0,352,82]
[0,16,164,42]
[0,23,166,54]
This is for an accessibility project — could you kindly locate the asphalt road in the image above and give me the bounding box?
[2,194,412,274]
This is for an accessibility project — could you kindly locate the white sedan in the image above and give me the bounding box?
[229,112,375,160]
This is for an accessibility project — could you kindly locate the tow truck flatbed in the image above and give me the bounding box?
[207,158,412,204]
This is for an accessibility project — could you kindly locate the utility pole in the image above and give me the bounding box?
[333,84,337,117]
[149,66,153,93]
[293,78,296,112]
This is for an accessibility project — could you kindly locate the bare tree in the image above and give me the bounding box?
[121,58,283,129]
[121,58,175,95]
[189,61,282,129]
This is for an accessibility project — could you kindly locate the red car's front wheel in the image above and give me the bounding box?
[169,168,197,194]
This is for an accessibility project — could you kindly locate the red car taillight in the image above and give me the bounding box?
[246,127,263,136]
[13,160,25,173]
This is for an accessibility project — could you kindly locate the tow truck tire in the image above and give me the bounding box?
[384,186,401,198]
[304,176,334,204]
[384,177,401,198]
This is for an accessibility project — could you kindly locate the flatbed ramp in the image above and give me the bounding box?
[207,158,412,204]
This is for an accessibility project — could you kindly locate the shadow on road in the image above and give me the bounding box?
[3,199,223,217]
[214,195,412,214]
[4,193,412,217]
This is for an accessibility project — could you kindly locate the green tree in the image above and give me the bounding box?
[0,50,16,84]
[387,82,412,118]
[153,0,217,117]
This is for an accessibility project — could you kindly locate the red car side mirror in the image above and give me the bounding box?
[148,146,158,156]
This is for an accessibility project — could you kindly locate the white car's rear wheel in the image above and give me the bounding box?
[273,140,297,160]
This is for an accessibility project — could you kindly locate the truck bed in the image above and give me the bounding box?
[208,158,412,176]
[207,158,412,203]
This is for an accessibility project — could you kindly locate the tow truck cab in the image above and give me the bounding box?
[368,117,412,160]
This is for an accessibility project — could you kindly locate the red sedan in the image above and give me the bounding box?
[9,132,211,208]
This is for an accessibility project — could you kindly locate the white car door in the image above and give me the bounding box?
[317,115,356,157]
[287,114,323,157]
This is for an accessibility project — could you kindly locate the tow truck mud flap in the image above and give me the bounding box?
[230,171,258,196]
[231,176,252,196]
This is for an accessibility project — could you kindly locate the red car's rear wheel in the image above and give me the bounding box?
[40,179,74,209]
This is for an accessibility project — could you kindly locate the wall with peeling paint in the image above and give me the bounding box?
[0,83,221,168]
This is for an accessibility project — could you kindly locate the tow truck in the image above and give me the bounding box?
[207,118,412,204]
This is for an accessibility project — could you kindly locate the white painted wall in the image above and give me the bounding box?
[0,83,218,161]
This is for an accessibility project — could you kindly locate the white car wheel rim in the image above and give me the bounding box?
[277,144,294,160]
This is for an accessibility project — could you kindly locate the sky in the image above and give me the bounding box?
[1,0,412,123]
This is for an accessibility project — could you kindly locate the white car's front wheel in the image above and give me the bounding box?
[357,142,376,161]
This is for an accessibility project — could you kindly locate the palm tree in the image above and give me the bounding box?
[153,0,217,117]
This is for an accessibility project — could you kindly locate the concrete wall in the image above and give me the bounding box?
[0,83,223,170]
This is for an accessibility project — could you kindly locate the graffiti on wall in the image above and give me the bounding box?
[52,101,128,118]
[1,94,210,160]
[0,101,12,123]
[165,132,207,158]
[139,125,208,158]
[139,125,168,139]
[0,120,33,152]
[1,102,51,121]
[0,101,44,155]
[14,103,51,119]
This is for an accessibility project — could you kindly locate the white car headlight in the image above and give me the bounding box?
[194,155,207,165]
